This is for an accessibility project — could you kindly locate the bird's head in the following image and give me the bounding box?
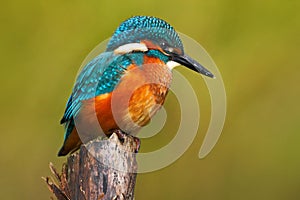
[107,16,214,78]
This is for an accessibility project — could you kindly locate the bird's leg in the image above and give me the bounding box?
[113,129,126,143]
[132,136,141,153]
[109,129,141,153]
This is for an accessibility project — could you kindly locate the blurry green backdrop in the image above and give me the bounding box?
[0,0,299,199]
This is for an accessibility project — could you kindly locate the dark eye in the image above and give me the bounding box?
[160,42,167,48]
[165,47,174,53]
[160,41,174,54]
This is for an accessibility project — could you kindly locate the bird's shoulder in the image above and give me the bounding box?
[60,51,138,124]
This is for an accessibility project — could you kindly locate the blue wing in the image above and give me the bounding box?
[60,51,134,139]
[61,52,116,124]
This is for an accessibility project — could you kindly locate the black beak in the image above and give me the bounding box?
[171,53,215,78]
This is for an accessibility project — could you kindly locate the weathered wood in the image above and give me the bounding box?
[44,132,138,200]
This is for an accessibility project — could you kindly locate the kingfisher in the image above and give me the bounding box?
[58,16,214,156]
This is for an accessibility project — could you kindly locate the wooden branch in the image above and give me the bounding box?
[44,133,138,200]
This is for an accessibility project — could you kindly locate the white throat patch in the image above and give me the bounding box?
[166,61,181,70]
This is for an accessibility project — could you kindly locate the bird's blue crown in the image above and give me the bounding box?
[106,16,184,54]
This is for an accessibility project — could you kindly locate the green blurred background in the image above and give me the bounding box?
[0,0,299,199]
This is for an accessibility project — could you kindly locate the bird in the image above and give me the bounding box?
[57,16,214,156]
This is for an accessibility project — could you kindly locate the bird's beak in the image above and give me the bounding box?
[171,53,215,78]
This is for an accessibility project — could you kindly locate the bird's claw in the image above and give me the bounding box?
[110,129,140,153]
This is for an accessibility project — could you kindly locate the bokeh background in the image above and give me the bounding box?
[1,0,299,199]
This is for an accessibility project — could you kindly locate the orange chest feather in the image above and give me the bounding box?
[82,56,172,133]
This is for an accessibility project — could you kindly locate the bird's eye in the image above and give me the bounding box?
[160,42,167,48]
[166,47,174,53]
[160,41,174,54]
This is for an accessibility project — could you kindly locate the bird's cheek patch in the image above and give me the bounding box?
[114,43,148,54]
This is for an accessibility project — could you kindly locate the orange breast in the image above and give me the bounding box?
[110,56,172,132]
[78,56,172,135]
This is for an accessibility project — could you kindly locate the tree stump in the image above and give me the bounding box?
[44,133,138,200]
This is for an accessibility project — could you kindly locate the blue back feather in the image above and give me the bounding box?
[61,52,132,124]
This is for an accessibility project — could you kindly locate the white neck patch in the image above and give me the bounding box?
[114,43,148,54]
[166,61,181,70]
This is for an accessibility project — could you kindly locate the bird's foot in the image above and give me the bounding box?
[113,129,126,143]
[110,129,141,153]
[132,136,141,153]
